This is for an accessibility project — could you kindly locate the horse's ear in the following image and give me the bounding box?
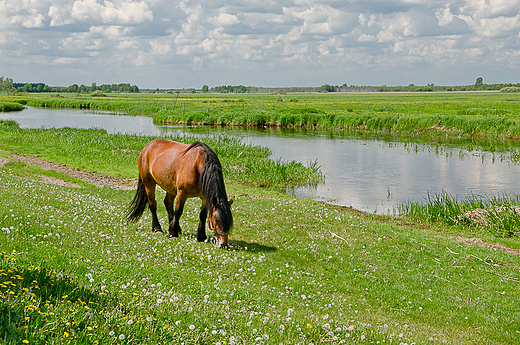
[228,197,234,207]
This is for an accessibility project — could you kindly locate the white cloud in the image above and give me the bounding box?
[117,40,137,50]
[150,39,172,54]
[53,57,77,64]
[358,34,376,42]
[208,13,239,27]
[49,0,153,26]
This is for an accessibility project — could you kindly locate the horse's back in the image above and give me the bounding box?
[139,139,203,195]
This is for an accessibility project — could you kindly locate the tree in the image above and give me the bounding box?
[0,77,14,95]
[475,77,483,90]
[202,84,209,93]
[320,84,335,92]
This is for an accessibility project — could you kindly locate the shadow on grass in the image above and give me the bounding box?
[183,234,277,253]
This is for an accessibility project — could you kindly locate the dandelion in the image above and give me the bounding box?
[146,316,153,322]
[127,319,133,325]
[189,324,195,330]
[175,320,181,326]
[56,272,63,279]
[157,298,163,304]
[119,334,125,340]
[109,331,115,336]
[22,341,29,344]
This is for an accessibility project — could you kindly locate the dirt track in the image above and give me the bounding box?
[0,151,137,190]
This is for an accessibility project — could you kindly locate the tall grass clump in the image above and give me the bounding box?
[399,191,520,237]
[0,102,24,112]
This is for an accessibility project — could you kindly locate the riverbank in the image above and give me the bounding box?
[0,123,520,344]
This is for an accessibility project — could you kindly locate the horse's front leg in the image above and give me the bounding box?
[197,202,208,242]
[168,193,185,238]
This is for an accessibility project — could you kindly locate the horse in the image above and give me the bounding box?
[127,139,233,248]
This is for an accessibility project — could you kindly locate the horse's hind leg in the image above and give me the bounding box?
[143,178,162,233]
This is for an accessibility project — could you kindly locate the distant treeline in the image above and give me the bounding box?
[12,82,139,93]
[4,77,520,95]
[210,83,520,94]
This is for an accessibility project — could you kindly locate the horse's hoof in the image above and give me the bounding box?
[197,236,207,243]
[153,228,163,233]
[168,233,179,238]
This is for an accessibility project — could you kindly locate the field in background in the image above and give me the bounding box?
[1,91,520,139]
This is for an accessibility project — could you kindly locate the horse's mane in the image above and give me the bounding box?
[184,142,233,232]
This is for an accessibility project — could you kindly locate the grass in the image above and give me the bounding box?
[0,124,519,343]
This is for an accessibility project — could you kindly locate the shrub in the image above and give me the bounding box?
[91,90,105,97]
[500,86,520,92]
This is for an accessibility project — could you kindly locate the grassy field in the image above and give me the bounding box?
[0,121,519,344]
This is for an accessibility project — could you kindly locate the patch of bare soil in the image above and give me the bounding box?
[2,151,137,190]
[447,236,520,255]
[0,157,9,168]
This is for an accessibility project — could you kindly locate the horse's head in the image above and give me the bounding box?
[208,197,234,248]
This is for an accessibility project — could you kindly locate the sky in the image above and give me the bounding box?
[1,0,519,89]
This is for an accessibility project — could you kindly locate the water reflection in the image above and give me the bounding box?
[2,106,520,214]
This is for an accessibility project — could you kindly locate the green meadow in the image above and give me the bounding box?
[0,91,519,344]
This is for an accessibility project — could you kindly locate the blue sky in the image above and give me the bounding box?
[1,0,519,88]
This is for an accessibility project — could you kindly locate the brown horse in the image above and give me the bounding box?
[127,139,233,248]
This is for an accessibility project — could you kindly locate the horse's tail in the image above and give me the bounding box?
[127,175,148,222]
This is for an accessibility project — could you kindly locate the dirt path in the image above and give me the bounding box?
[447,236,520,255]
[0,151,137,190]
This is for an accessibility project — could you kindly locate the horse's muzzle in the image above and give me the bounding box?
[214,233,229,249]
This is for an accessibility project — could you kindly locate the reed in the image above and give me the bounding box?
[399,191,520,237]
